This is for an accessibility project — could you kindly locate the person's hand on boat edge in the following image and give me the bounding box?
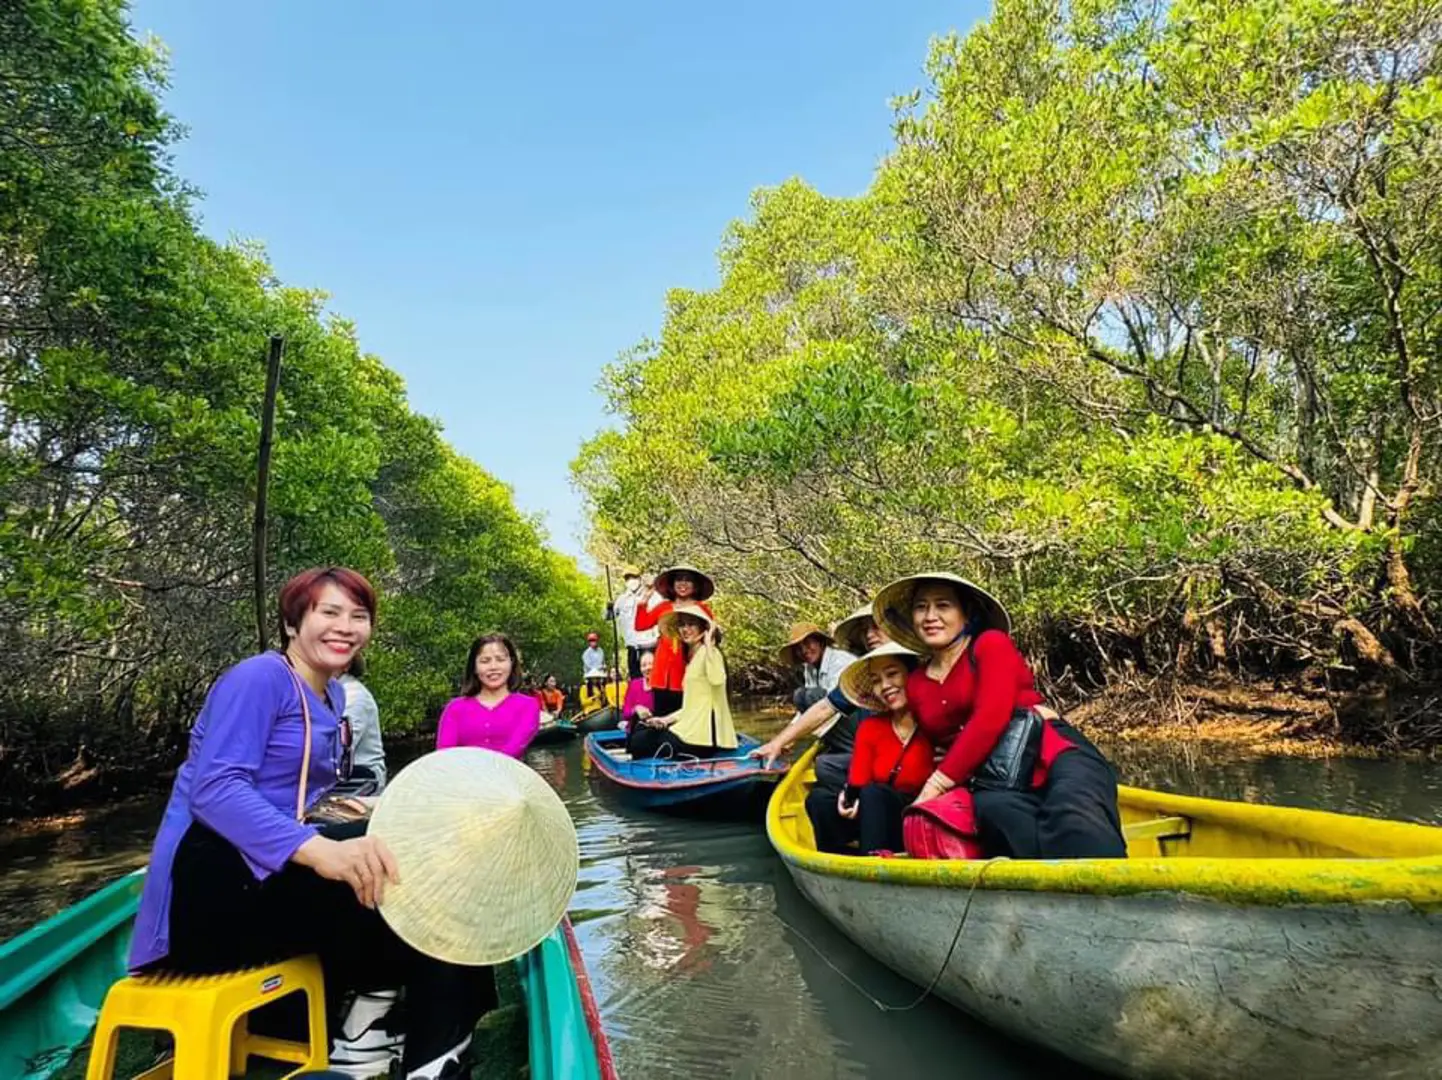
[294,833,400,908]
[752,737,788,768]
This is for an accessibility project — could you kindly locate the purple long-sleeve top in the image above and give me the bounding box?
[129,652,345,970]
[435,693,540,757]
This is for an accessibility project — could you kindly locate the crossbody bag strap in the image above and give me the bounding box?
[886,723,917,786]
[279,653,314,822]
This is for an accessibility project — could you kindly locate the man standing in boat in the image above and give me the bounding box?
[606,568,658,679]
[581,632,606,694]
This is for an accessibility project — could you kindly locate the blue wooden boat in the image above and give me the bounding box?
[584,729,787,809]
[0,870,618,1080]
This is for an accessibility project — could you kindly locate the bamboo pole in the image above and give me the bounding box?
[253,335,284,652]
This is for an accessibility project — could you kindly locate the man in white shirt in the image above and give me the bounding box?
[581,632,606,688]
[776,622,859,795]
[607,569,659,679]
[778,623,855,715]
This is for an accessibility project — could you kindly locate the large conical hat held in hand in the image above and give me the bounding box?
[872,572,1012,654]
[369,748,579,965]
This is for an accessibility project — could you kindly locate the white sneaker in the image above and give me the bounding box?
[405,1033,473,1079]
[328,989,404,1078]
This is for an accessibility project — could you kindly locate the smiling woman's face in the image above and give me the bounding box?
[475,642,513,691]
[676,616,706,645]
[287,583,372,677]
[911,582,966,648]
[869,657,910,711]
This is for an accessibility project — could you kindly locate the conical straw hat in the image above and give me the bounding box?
[658,600,717,640]
[775,622,832,666]
[837,642,921,711]
[830,603,880,658]
[369,748,578,965]
[653,564,716,602]
[872,572,1011,654]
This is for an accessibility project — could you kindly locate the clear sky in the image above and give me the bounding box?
[127,0,987,562]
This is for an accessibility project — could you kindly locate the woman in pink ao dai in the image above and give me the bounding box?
[436,633,540,757]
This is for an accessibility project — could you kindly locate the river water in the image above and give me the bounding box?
[2,712,1439,1078]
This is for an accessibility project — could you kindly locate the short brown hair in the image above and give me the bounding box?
[277,567,377,644]
[461,633,523,695]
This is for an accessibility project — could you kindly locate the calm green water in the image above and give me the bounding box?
[2,712,1439,1078]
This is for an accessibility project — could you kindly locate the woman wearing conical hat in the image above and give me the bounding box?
[805,643,936,857]
[630,565,716,715]
[872,572,1126,859]
[626,603,738,759]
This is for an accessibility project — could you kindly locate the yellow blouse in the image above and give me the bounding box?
[667,642,737,749]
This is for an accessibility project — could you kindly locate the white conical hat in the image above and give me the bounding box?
[369,748,578,965]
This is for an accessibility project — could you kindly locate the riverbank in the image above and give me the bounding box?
[1065,676,1441,759]
[5,680,1435,829]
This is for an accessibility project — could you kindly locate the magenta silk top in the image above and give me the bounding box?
[435,692,541,757]
[620,678,655,730]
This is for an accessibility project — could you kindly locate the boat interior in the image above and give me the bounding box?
[774,753,1442,862]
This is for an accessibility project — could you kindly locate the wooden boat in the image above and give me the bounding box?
[574,706,619,735]
[531,714,579,746]
[0,870,618,1080]
[585,729,787,809]
[768,744,1442,1080]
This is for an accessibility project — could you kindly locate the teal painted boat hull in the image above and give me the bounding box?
[0,871,616,1080]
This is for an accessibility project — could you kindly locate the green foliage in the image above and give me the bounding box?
[576,0,1439,702]
[0,0,600,808]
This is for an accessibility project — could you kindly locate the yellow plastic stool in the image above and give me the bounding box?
[85,955,328,1079]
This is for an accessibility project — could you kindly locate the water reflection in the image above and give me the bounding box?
[528,736,1087,1078]
[1101,740,1442,826]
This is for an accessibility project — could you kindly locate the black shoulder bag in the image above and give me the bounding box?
[963,647,1044,792]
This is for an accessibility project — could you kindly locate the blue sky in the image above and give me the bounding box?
[128,0,987,562]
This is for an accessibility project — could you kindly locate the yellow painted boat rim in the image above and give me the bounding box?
[767,747,1442,910]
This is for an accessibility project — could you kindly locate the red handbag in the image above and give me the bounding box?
[903,787,986,860]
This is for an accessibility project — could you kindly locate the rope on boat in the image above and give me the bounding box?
[775,856,1009,1013]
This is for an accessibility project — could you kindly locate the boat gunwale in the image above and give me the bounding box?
[584,732,786,791]
[1,873,616,1080]
[767,745,1442,909]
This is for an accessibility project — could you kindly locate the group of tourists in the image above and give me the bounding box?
[126,558,1126,1078]
[757,571,1127,862]
[606,562,1126,864]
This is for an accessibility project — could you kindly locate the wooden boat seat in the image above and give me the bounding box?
[1123,814,1192,853]
[84,955,327,1079]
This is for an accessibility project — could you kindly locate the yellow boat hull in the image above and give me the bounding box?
[768,745,1442,1080]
